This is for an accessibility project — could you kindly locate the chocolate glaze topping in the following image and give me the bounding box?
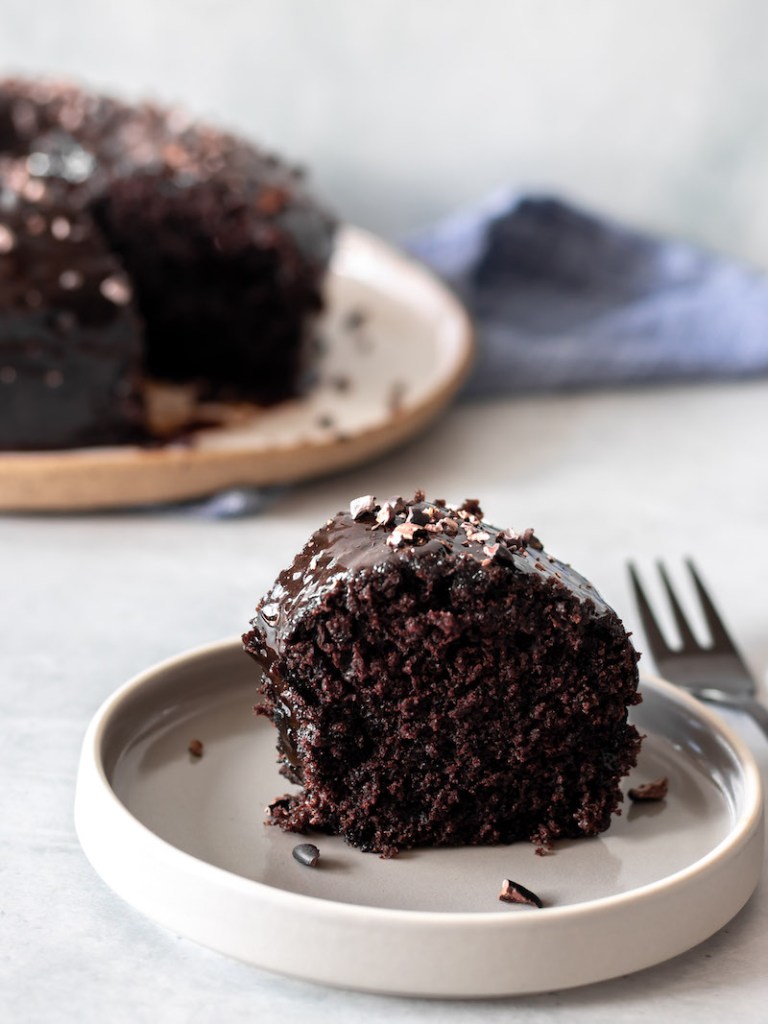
[0,77,333,267]
[251,493,609,657]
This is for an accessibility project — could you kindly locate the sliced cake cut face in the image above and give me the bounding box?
[244,494,642,857]
[92,161,329,405]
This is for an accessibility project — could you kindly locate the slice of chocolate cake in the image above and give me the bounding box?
[244,493,642,857]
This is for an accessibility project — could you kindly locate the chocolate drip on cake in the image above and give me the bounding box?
[244,493,642,857]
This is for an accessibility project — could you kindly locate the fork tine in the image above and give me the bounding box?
[657,562,699,652]
[685,560,740,655]
[627,563,673,659]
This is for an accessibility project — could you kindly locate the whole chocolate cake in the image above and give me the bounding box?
[0,78,335,450]
[244,492,642,857]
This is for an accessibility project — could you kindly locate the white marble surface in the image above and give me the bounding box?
[2,380,768,1021]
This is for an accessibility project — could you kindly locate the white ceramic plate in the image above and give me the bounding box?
[0,227,473,511]
[75,638,763,997]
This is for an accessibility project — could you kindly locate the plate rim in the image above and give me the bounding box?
[0,226,475,511]
[76,634,765,925]
[75,634,765,995]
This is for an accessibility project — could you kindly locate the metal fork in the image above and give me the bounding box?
[628,560,768,738]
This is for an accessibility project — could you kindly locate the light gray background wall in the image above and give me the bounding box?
[3,0,768,265]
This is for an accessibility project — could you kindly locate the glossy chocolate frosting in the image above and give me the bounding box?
[244,493,614,777]
[0,77,334,269]
[249,493,609,661]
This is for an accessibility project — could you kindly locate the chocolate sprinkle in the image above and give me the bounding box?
[292,843,321,868]
[386,521,428,548]
[339,494,559,564]
[521,528,544,552]
[375,501,396,528]
[349,494,378,521]
[628,776,668,802]
[499,879,543,908]
[406,505,430,526]
[458,498,483,518]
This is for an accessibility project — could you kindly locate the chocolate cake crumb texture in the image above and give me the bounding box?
[244,491,642,857]
[499,879,544,908]
[628,776,668,802]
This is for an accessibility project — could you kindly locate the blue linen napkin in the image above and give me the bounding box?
[405,188,768,396]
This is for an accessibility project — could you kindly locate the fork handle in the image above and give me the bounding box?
[703,695,768,740]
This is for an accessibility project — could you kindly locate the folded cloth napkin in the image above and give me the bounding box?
[405,188,768,396]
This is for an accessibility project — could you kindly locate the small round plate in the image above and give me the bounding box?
[0,227,473,511]
[75,638,763,998]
